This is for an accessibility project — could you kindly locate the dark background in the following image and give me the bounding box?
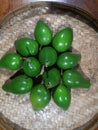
[0,0,98,19]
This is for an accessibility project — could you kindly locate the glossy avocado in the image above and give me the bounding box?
[52,84,71,110]
[57,52,81,69]
[63,69,91,88]
[52,27,73,52]
[39,47,57,67]
[42,68,61,88]
[34,20,52,46]
[15,38,38,56]
[0,53,22,70]
[2,75,33,94]
[23,57,41,77]
[30,84,51,111]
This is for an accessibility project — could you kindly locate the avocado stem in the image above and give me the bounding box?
[45,62,48,68]
[40,65,45,75]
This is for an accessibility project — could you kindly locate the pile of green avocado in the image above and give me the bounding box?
[0,20,91,111]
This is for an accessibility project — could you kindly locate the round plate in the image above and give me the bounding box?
[0,2,98,130]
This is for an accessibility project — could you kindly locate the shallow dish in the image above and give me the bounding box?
[0,1,98,130]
